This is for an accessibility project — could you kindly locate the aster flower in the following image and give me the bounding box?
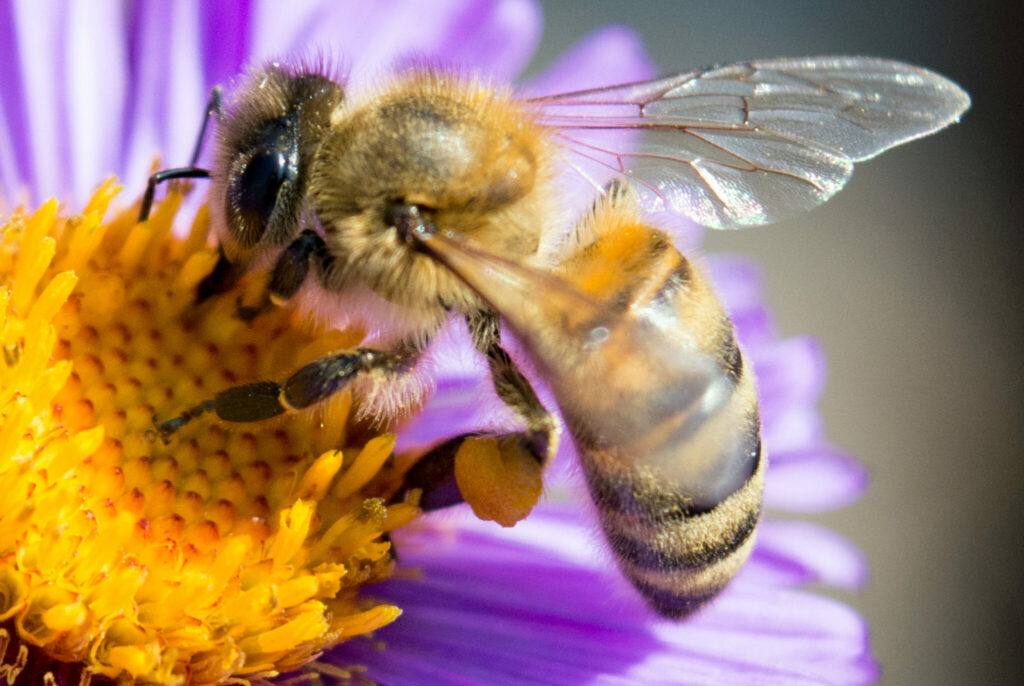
[0,186,417,684]
[0,1,878,685]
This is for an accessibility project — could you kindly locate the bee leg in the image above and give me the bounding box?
[154,345,420,440]
[267,230,333,302]
[395,312,558,525]
[399,435,466,511]
[195,245,243,304]
[398,429,551,527]
[468,310,559,465]
[138,87,222,222]
[229,229,333,321]
[187,86,223,166]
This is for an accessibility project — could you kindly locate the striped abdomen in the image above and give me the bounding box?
[421,186,764,618]
[547,191,764,618]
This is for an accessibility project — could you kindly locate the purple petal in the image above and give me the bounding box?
[765,447,869,512]
[654,587,878,686]
[198,0,253,89]
[523,25,656,96]
[754,335,828,409]
[336,506,877,685]
[66,0,127,205]
[761,404,827,454]
[394,374,491,449]
[430,0,541,80]
[749,519,869,589]
[707,255,765,313]
[7,0,69,205]
[248,0,352,60]
[251,0,539,87]
[0,0,33,205]
[706,255,781,349]
[122,1,207,194]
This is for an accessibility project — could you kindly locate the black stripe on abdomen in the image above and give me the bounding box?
[604,505,760,571]
[583,433,761,518]
[718,324,744,382]
[628,581,723,619]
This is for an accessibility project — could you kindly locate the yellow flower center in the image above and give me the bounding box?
[0,182,418,685]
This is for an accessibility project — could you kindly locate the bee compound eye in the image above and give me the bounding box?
[230,147,294,245]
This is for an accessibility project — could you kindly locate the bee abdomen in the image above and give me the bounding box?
[584,433,765,618]
[604,499,760,571]
[544,188,767,617]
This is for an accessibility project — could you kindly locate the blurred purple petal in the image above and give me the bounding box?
[523,25,656,96]
[338,506,877,685]
[656,587,879,686]
[707,255,766,314]
[762,404,827,453]
[248,0,357,61]
[707,255,781,353]
[432,0,541,80]
[754,335,828,408]
[0,1,33,206]
[750,519,869,589]
[198,0,252,87]
[766,447,869,512]
[394,374,489,449]
[251,0,539,86]
[6,0,68,205]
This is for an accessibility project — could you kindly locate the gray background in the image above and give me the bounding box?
[532,2,1021,684]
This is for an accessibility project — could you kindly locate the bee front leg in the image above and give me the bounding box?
[215,228,334,319]
[266,230,334,302]
[154,345,420,440]
[398,311,559,527]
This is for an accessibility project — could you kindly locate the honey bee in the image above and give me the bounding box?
[146,56,969,617]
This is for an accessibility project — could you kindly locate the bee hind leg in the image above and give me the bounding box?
[468,310,560,467]
[397,430,551,527]
[395,311,559,526]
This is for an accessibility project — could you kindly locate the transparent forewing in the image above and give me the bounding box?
[530,57,971,229]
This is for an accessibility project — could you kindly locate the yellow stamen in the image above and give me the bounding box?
[0,186,420,685]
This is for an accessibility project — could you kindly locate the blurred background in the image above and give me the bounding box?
[533,1,1021,684]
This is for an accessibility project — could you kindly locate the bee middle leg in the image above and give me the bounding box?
[154,344,420,440]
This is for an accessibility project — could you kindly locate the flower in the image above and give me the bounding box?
[0,185,419,683]
[1,1,879,684]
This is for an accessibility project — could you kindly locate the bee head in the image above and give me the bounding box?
[211,63,344,265]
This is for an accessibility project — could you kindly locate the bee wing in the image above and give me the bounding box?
[415,229,732,455]
[529,57,970,229]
